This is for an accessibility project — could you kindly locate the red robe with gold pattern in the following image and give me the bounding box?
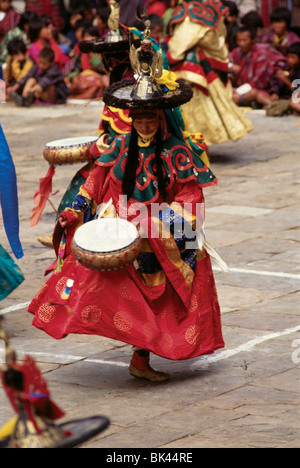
[28,132,224,361]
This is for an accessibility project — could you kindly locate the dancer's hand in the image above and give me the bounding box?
[59,216,68,228]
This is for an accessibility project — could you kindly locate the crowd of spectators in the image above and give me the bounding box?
[0,0,299,114]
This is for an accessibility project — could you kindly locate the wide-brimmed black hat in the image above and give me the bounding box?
[102,77,193,110]
[79,25,140,54]
[4,410,110,448]
[102,17,193,111]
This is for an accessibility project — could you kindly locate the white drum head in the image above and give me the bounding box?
[74,218,139,254]
[45,136,98,149]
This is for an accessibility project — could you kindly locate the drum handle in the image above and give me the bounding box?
[97,198,113,219]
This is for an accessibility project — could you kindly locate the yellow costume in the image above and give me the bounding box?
[166,0,253,146]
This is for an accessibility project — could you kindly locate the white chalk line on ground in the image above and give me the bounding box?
[213,266,300,280]
[0,266,299,317]
[0,325,299,370]
[190,324,300,369]
[0,302,30,316]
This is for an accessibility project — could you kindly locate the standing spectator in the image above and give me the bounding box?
[261,7,300,55]
[0,10,36,65]
[0,0,20,44]
[27,15,70,70]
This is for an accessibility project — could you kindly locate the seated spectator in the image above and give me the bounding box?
[259,42,300,115]
[148,13,164,43]
[71,0,94,22]
[0,0,20,43]
[0,10,36,65]
[94,5,110,37]
[261,7,300,56]
[9,46,70,106]
[25,0,62,33]
[3,37,34,99]
[67,25,109,100]
[240,10,266,42]
[223,0,239,51]
[66,6,85,47]
[27,15,70,70]
[229,26,287,108]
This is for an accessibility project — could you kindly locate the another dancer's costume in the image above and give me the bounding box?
[28,22,225,378]
[0,125,24,301]
[165,0,253,146]
[0,320,109,448]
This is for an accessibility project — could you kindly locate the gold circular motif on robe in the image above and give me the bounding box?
[36,283,49,301]
[188,293,198,313]
[79,278,105,294]
[119,282,133,300]
[55,277,68,296]
[185,325,200,345]
[81,306,102,324]
[132,301,144,315]
[37,304,56,323]
[160,333,173,350]
[113,311,133,331]
[175,190,194,204]
[83,176,96,193]
[143,322,157,341]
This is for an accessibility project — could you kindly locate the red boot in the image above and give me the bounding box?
[129,350,170,382]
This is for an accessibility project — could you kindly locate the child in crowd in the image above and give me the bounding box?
[9,46,69,106]
[68,25,109,100]
[3,37,34,99]
[0,0,20,43]
[223,1,239,51]
[258,42,300,115]
[0,10,36,65]
[27,15,70,70]
[94,6,110,37]
[261,7,300,55]
[148,14,164,43]
[66,6,85,47]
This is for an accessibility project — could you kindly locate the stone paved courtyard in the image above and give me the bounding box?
[0,101,299,448]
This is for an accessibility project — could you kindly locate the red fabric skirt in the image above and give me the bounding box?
[28,252,224,361]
